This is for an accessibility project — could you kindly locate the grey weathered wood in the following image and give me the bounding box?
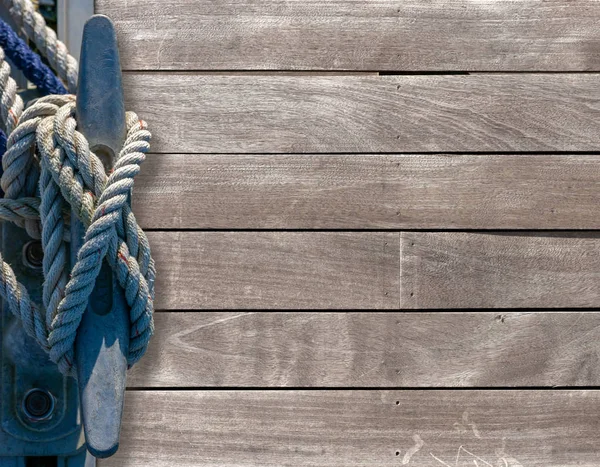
[150,232,400,309]
[150,232,600,309]
[135,154,600,229]
[129,312,600,387]
[123,73,600,153]
[100,390,600,466]
[402,232,600,309]
[97,0,600,71]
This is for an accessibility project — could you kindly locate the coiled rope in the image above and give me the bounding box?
[0,0,155,376]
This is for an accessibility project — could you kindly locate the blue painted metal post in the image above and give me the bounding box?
[72,14,129,459]
[0,13,129,465]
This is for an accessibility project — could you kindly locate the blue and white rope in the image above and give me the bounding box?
[0,17,67,95]
[0,0,155,376]
[2,0,77,92]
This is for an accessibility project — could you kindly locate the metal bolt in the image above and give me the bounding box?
[23,241,44,269]
[22,388,55,422]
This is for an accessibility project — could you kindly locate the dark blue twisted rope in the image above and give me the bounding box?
[0,130,5,157]
[0,18,67,95]
[0,18,68,195]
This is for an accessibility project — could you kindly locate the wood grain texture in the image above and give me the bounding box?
[135,153,600,229]
[123,73,600,153]
[402,232,600,309]
[150,232,400,310]
[97,0,600,71]
[150,232,600,309]
[100,390,600,466]
[129,312,600,387]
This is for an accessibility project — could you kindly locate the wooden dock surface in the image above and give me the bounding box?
[94,1,600,465]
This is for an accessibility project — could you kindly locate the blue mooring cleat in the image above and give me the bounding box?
[73,14,129,460]
[0,14,129,465]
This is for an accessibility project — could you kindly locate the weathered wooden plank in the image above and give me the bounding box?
[97,0,600,71]
[150,232,400,310]
[402,232,600,309]
[123,73,600,153]
[100,390,600,466]
[150,232,600,309]
[135,154,600,229]
[129,312,600,387]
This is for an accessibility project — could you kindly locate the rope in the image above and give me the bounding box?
[0,17,67,95]
[0,129,5,192]
[0,1,155,376]
[0,11,68,196]
[2,0,77,92]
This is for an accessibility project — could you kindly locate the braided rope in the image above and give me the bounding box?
[2,0,78,92]
[0,43,46,352]
[0,2,155,376]
[0,95,156,376]
[0,17,67,95]
[0,46,23,134]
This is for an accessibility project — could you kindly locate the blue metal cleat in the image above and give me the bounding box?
[72,14,129,459]
[0,14,130,466]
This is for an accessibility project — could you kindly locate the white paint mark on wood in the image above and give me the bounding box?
[402,434,424,464]
[431,452,453,467]
[169,312,256,354]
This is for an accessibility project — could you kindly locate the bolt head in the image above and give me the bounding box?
[22,388,55,422]
[23,241,44,269]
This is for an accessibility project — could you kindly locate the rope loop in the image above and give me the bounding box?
[0,1,156,376]
[0,94,155,376]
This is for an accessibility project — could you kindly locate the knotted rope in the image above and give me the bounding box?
[0,0,155,376]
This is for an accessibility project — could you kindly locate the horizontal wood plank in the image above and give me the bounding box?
[150,232,600,309]
[151,232,400,309]
[123,73,600,153]
[402,232,600,309]
[129,312,600,387]
[135,154,600,229]
[100,390,600,466]
[98,0,600,71]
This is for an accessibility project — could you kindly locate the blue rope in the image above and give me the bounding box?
[0,18,67,96]
[0,18,68,195]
